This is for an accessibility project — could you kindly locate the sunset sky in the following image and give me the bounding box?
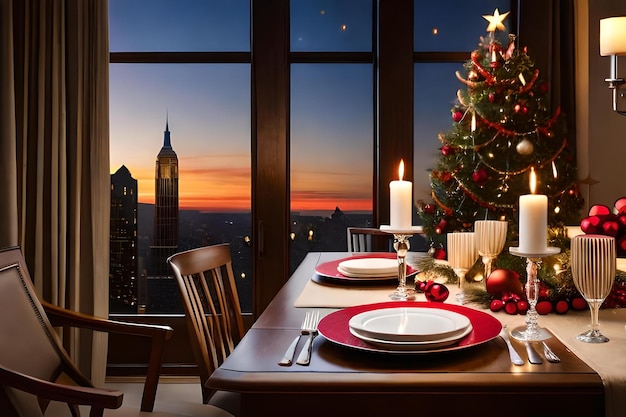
[109,0,509,213]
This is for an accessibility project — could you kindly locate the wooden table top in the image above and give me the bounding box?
[207,252,605,417]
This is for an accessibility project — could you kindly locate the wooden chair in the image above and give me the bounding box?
[167,244,244,415]
[346,227,394,252]
[0,245,173,416]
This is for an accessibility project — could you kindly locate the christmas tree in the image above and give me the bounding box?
[417,9,583,246]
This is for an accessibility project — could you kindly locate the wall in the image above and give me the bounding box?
[579,0,626,214]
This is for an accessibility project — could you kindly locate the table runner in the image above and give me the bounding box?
[294,252,626,417]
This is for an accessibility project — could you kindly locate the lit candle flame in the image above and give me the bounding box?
[552,161,558,178]
[529,167,537,194]
[398,159,405,181]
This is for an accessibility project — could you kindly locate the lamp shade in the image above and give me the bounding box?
[600,17,626,56]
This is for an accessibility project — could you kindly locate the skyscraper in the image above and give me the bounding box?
[110,165,138,312]
[149,119,179,277]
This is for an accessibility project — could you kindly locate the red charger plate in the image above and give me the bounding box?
[313,253,418,286]
[318,301,502,354]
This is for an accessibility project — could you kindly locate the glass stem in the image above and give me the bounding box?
[392,234,411,299]
[524,257,541,336]
[588,301,602,333]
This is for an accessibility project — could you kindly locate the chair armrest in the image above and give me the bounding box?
[41,301,173,412]
[0,363,123,414]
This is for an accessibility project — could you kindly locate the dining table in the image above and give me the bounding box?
[206,251,626,417]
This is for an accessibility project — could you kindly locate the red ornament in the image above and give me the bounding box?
[441,144,455,156]
[516,300,529,315]
[602,218,620,237]
[617,213,626,231]
[489,299,504,312]
[555,300,569,314]
[504,301,518,315]
[589,204,611,216]
[424,282,450,302]
[471,168,489,186]
[486,269,523,297]
[488,92,496,103]
[580,216,602,234]
[536,300,553,315]
[433,247,447,260]
[423,203,435,214]
[452,111,463,123]
[571,297,587,310]
[435,219,447,234]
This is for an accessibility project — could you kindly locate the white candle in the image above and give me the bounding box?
[518,168,548,253]
[389,160,412,229]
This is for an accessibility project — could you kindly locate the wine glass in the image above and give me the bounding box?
[474,220,508,282]
[570,234,616,343]
[447,232,478,303]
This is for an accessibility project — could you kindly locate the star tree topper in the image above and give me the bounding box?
[483,8,510,32]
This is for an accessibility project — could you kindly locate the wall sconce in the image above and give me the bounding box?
[600,17,626,115]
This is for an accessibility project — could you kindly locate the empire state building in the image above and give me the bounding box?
[149,120,179,277]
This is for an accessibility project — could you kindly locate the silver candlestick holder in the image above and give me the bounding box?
[509,246,560,341]
[380,226,423,301]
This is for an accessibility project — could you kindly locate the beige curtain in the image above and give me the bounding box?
[0,0,110,384]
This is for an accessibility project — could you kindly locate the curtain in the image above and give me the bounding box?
[519,0,577,148]
[0,0,110,384]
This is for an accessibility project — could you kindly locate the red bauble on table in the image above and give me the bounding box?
[571,297,587,310]
[580,215,602,234]
[536,300,553,315]
[588,204,611,216]
[485,268,524,297]
[555,300,569,314]
[489,299,504,312]
[417,280,450,303]
[580,199,626,256]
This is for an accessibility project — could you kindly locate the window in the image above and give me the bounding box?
[109,0,252,315]
[289,0,375,272]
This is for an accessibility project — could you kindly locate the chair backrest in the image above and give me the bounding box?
[346,227,393,252]
[0,246,89,416]
[167,243,245,404]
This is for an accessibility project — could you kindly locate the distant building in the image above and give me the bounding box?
[149,119,180,277]
[110,165,138,312]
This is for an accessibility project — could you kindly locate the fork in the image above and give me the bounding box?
[296,310,321,366]
[278,311,313,366]
[542,341,561,363]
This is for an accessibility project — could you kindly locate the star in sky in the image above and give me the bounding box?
[483,8,510,32]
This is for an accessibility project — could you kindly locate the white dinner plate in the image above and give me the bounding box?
[349,323,473,351]
[337,258,398,277]
[348,307,471,343]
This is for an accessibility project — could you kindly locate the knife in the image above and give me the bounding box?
[525,341,543,364]
[499,328,524,366]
